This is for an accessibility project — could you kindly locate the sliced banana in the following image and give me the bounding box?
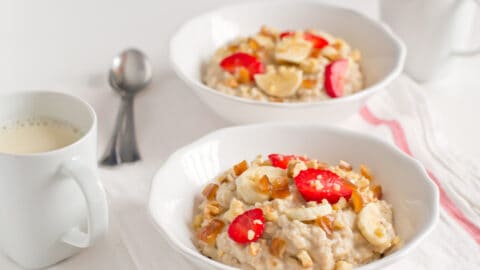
[285,201,332,221]
[253,35,275,49]
[235,166,286,204]
[254,67,303,98]
[357,201,396,252]
[275,37,313,63]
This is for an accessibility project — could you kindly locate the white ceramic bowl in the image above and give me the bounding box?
[149,123,439,270]
[170,0,406,124]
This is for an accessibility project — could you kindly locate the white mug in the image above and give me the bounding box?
[381,0,480,81]
[0,91,108,269]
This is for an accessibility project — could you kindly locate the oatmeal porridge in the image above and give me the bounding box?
[193,154,400,270]
[202,26,364,102]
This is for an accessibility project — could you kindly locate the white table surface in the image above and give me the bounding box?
[1,0,479,269]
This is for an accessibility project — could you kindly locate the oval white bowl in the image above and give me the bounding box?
[148,123,439,270]
[170,0,406,124]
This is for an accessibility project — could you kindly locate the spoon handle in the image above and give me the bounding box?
[100,96,128,166]
[119,95,141,162]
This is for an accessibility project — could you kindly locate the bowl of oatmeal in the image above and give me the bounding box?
[148,123,439,270]
[202,26,364,103]
[170,1,405,124]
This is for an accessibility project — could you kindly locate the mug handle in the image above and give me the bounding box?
[60,159,108,248]
[451,0,480,56]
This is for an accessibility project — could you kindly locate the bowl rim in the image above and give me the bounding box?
[169,0,407,109]
[148,123,439,270]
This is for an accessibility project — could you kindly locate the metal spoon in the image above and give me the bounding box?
[100,48,152,166]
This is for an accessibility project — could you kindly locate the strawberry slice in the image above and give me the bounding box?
[279,31,295,39]
[294,168,353,204]
[268,154,308,169]
[324,59,349,98]
[219,52,264,79]
[279,31,329,49]
[303,33,329,49]
[228,208,265,244]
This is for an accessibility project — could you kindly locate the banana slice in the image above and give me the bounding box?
[254,67,303,97]
[357,201,396,252]
[275,37,313,63]
[235,166,286,204]
[285,202,332,221]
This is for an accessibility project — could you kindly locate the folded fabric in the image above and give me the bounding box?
[345,75,480,269]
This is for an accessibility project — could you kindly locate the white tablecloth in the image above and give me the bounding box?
[1,0,479,269]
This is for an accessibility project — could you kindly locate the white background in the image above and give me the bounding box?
[1,0,479,269]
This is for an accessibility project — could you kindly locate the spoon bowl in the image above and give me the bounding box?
[110,49,152,95]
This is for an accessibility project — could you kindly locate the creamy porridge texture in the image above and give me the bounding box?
[202,26,364,102]
[193,154,400,270]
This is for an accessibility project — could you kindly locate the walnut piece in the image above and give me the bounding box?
[297,250,313,268]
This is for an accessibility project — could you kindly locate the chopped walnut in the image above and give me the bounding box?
[251,155,265,167]
[202,183,219,201]
[300,58,320,73]
[356,177,370,189]
[339,160,352,171]
[317,161,330,169]
[306,159,319,169]
[333,218,345,230]
[269,237,286,258]
[233,160,248,176]
[204,200,222,220]
[297,250,313,268]
[196,219,225,245]
[332,197,348,211]
[262,204,279,222]
[248,242,261,256]
[259,25,279,39]
[223,198,245,222]
[287,160,307,178]
[321,45,340,61]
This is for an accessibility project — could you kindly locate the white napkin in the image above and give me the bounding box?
[342,76,480,269]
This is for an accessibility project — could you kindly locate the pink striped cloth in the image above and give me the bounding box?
[342,75,480,269]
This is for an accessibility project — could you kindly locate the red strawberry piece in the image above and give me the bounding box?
[303,32,329,49]
[294,168,353,204]
[228,208,265,244]
[324,59,349,98]
[279,31,295,39]
[268,154,308,169]
[219,52,264,79]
